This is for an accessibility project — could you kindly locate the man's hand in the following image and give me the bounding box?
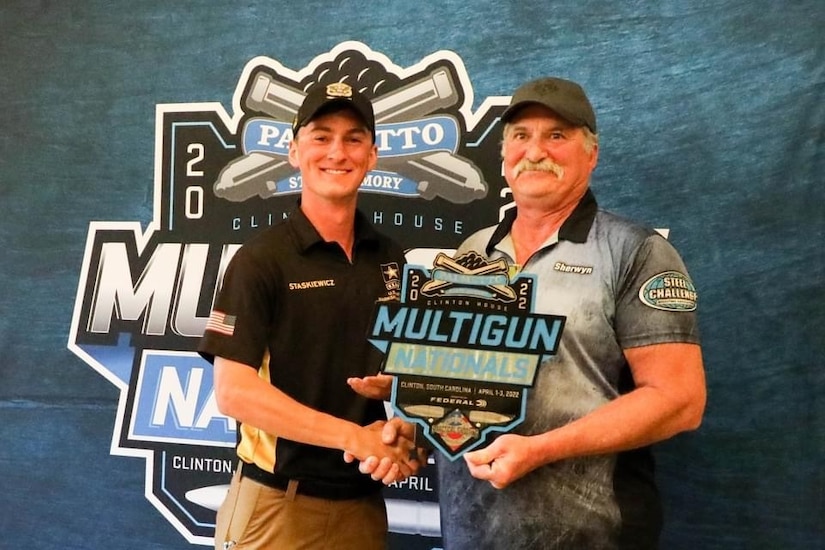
[347,373,394,401]
[343,419,422,483]
[344,417,425,484]
[463,434,537,489]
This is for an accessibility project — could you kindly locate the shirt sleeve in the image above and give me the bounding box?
[614,233,701,349]
[197,246,276,369]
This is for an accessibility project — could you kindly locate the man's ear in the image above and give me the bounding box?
[367,143,378,172]
[288,136,300,168]
[588,143,599,171]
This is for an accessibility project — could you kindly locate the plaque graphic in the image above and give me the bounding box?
[369,252,566,460]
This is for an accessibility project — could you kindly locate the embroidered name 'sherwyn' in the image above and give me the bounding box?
[553,261,593,275]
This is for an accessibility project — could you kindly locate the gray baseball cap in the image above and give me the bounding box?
[501,77,597,133]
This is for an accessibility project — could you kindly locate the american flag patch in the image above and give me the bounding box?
[205,310,236,336]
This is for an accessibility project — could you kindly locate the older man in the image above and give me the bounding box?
[359,77,706,549]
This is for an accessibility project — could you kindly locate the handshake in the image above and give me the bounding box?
[344,417,429,484]
[344,374,429,484]
[344,373,531,490]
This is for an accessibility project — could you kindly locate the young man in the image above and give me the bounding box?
[199,82,420,550]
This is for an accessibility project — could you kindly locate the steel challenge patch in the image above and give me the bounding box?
[639,270,697,311]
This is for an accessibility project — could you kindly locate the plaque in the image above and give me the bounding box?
[368,252,566,460]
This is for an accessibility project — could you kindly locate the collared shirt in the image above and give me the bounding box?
[438,189,700,550]
[199,206,404,490]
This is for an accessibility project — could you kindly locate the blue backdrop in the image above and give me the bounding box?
[1,1,822,548]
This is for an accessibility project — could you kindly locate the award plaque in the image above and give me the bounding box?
[368,252,566,460]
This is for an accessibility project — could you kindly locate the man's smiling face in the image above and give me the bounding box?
[289,107,377,204]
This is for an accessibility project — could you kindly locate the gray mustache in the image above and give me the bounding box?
[514,159,564,179]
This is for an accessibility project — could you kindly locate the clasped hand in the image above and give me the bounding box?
[343,417,426,484]
[345,373,427,484]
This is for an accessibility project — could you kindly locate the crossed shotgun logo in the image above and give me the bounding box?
[215,60,488,205]
[422,252,517,302]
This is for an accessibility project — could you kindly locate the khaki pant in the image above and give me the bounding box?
[214,468,388,550]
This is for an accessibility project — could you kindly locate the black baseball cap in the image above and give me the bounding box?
[292,82,376,141]
[501,77,597,133]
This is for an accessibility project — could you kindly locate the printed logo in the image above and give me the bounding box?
[432,410,478,451]
[220,53,488,205]
[67,42,512,545]
[423,252,515,301]
[639,270,698,311]
[381,262,401,297]
[324,82,353,98]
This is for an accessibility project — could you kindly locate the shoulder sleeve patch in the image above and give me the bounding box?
[638,271,697,311]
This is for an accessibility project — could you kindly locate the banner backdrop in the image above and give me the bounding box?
[1,2,822,549]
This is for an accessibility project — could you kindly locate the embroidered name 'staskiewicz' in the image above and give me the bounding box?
[288,279,336,290]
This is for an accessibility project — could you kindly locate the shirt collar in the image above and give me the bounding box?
[486,188,598,255]
[287,202,379,253]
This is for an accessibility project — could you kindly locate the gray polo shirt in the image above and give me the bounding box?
[438,189,700,550]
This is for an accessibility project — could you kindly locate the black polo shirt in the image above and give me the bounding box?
[199,206,404,493]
